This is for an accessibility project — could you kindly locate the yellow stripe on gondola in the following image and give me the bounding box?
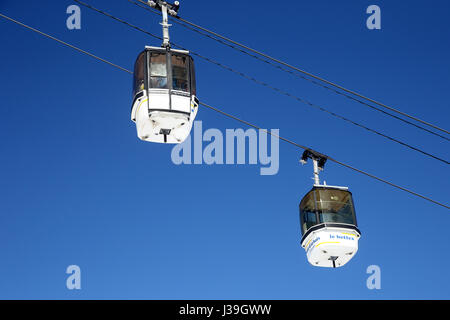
[305,237,314,248]
[136,98,148,114]
[315,241,340,248]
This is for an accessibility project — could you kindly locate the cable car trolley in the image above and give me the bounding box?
[299,150,361,268]
[131,0,199,144]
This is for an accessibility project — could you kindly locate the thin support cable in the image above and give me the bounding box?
[0,13,132,75]
[75,0,449,164]
[128,0,450,136]
[1,11,448,210]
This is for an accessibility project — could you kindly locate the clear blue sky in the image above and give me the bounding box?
[0,0,449,299]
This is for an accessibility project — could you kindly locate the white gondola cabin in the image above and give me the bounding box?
[299,185,361,268]
[131,46,199,143]
[299,150,361,268]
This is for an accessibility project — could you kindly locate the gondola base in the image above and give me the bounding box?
[136,110,192,144]
[301,226,360,268]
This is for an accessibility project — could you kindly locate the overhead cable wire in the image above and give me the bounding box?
[149,4,450,142]
[0,13,131,74]
[73,0,450,165]
[200,102,450,210]
[0,11,448,210]
[127,0,450,142]
[128,0,450,137]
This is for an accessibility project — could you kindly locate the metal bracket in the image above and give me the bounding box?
[300,150,328,185]
[300,150,328,169]
[148,0,180,16]
[147,1,181,47]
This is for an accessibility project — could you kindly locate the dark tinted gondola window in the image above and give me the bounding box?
[172,55,189,92]
[190,57,196,96]
[299,191,318,235]
[316,189,356,225]
[299,188,357,235]
[133,51,146,97]
[150,53,168,89]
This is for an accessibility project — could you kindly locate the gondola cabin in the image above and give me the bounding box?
[131,46,199,144]
[299,185,361,268]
